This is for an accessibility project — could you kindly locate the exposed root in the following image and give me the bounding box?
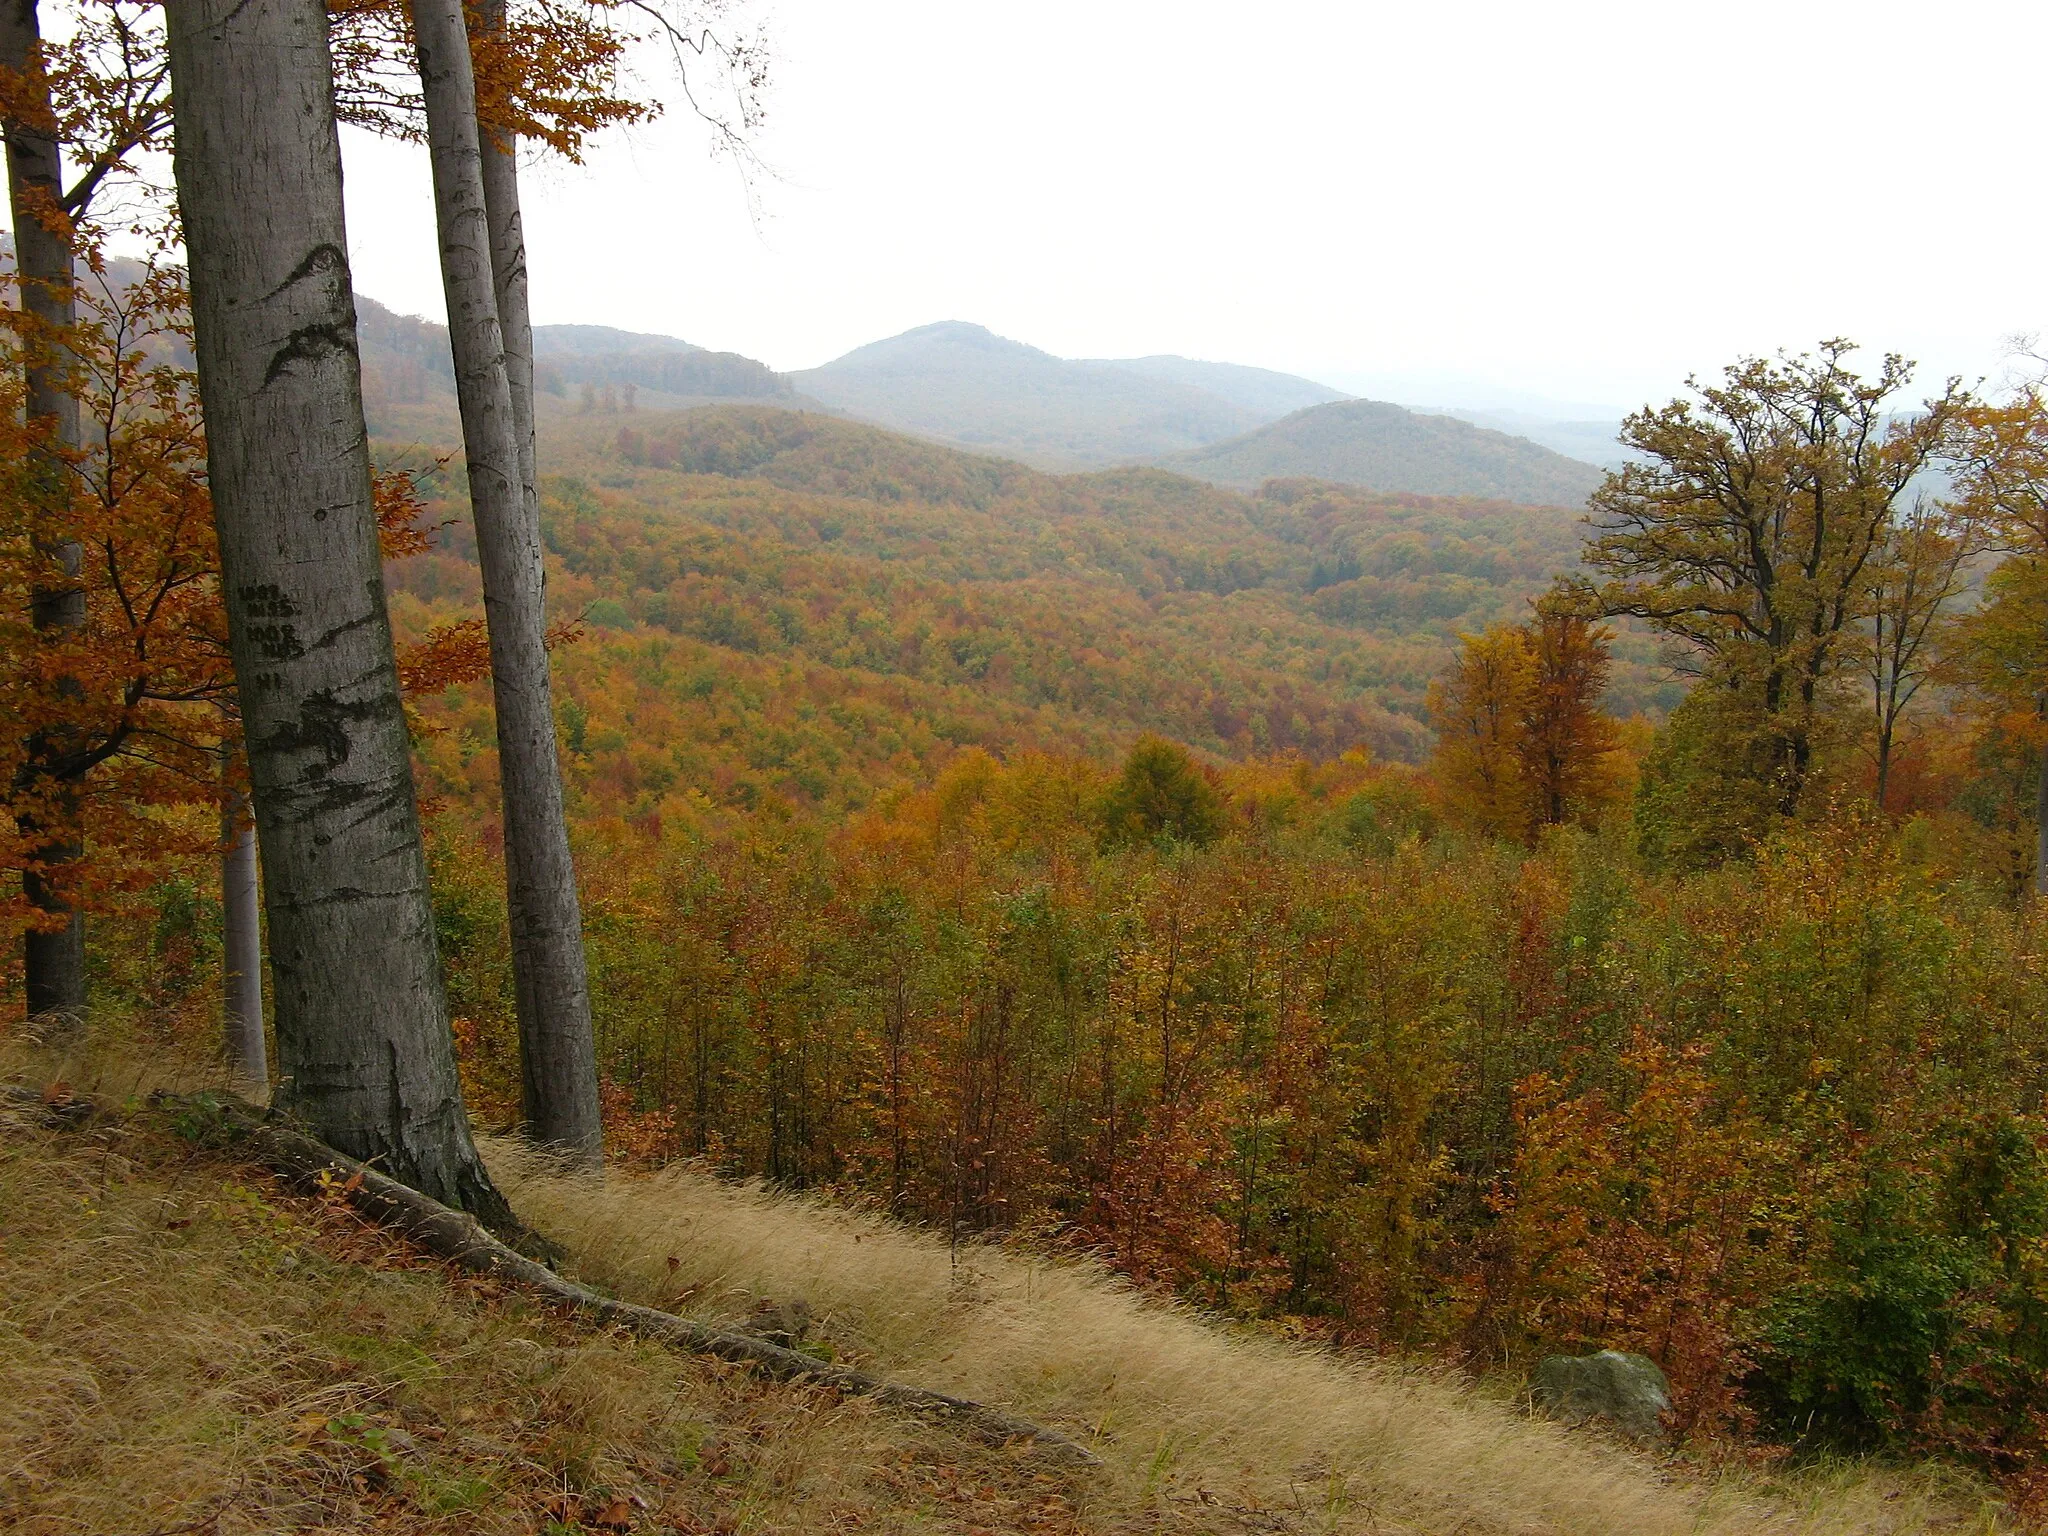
[9,1084,1099,1471]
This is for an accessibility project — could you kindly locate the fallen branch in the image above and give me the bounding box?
[9,1084,1097,1468]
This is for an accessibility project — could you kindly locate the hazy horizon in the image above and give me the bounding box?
[332,0,2044,420]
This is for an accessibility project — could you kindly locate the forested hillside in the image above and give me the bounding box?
[789,322,1617,501]
[356,296,792,432]
[26,0,2048,1521]
[359,301,1610,504]
[1163,397,1610,504]
[384,404,1672,824]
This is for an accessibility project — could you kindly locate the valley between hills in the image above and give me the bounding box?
[11,6,2048,1532]
[358,297,1619,505]
[352,307,1674,828]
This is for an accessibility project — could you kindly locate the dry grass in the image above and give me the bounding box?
[495,1146,2018,1536]
[0,1098,1102,1534]
[0,1032,2020,1534]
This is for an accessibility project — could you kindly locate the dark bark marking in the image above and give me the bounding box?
[260,246,361,386]
[252,686,404,802]
[304,609,379,654]
[262,321,359,387]
[237,582,299,618]
[262,241,350,302]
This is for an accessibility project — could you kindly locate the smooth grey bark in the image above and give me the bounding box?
[477,0,537,514]
[220,766,265,1084]
[165,0,511,1225]
[1,0,87,1021]
[413,0,602,1163]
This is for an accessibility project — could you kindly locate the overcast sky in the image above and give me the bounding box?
[338,0,2044,416]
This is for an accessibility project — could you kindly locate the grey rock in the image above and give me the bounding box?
[1531,1350,1672,1440]
[743,1297,813,1350]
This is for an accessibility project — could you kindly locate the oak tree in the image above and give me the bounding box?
[1577,342,1965,818]
[1951,396,2048,891]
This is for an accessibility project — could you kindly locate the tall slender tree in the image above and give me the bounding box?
[1863,496,1975,810]
[410,0,601,1162]
[476,0,536,503]
[3,0,88,1019]
[166,0,510,1220]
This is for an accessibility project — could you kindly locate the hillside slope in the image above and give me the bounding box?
[789,321,1262,467]
[1,1054,1997,1535]
[1161,397,1609,505]
[383,405,1681,825]
[1439,405,1630,469]
[1094,353,1349,416]
[355,297,792,439]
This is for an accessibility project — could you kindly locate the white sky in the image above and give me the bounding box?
[333,0,2045,416]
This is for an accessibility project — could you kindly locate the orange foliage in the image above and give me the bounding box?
[1491,1031,1794,1437]
[0,257,230,938]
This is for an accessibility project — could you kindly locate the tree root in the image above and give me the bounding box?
[4,1083,1100,1469]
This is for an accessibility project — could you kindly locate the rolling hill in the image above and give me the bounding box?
[1095,353,1349,416]
[357,299,1607,503]
[378,403,1679,827]
[354,297,792,438]
[1159,397,1609,506]
[788,321,1608,499]
[787,321,1267,468]
[1437,405,1631,469]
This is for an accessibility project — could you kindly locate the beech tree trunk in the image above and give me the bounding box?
[164,0,511,1224]
[413,0,602,1163]
[478,0,538,514]
[220,763,265,1084]
[1,0,88,1022]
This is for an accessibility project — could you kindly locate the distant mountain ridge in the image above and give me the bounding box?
[1087,354,1348,418]
[355,296,788,418]
[792,320,1606,504]
[532,323,699,356]
[356,298,1607,505]
[789,321,1267,467]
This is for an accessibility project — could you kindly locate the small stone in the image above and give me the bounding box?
[1531,1349,1672,1441]
[743,1297,813,1349]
